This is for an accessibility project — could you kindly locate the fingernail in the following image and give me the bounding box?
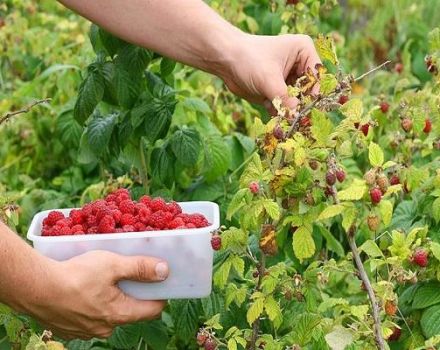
[155,262,169,281]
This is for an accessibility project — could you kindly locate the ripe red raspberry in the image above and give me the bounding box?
[105,194,117,203]
[369,188,382,205]
[113,188,131,199]
[196,331,208,346]
[204,338,217,350]
[91,200,107,214]
[149,211,174,230]
[120,213,136,226]
[186,223,197,229]
[112,209,122,224]
[401,118,413,132]
[188,213,209,228]
[380,102,389,113]
[71,224,85,234]
[134,222,147,232]
[424,118,432,134]
[137,206,152,224]
[57,218,72,227]
[69,209,84,225]
[86,215,98,228]
[211,235,222,251]
[324,186,334,197]
[119,199,136,214]
[299,116,311,127]
[338,95,349,105]
[41,227,53,236]
[326,171,336,186]
[139,195,152,206]
[149,198,167,212]
[45,211,65,226]
[123,225,135,232]
[98,215,116,233]
[273,125,284,140]
[390,174,400,185]
[166,201,182,215]
[336,169,346,182]
[388,327,401,341]
[395,62,403,74]
[58,226,72,235]
[82,203,93,217]
[87,226,98,234]
[360,123,370,136]
[249,181,260,194]
[168,217,185,229]
[145,226,155,231]
[115,228,124,233]
[96,207,113,222]
[411,249,429,267]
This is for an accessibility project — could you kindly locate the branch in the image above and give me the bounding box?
[354,61,391,82]
[0,98,51,126]
[248,253,266,350]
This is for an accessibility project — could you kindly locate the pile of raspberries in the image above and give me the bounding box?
[41,188,209,236]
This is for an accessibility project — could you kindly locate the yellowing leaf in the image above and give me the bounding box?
[430,242,440,261]
[384,184,403,196]
[311,109,334,146]
[262,200,280,220]
[340,99,363,120]
[350,305,369,320]
[264,295,282,328]
[379,200,393,227]
[359,240,384,258]
[320,73,338,95]
[294,147,306,166]
[342,206,357,232]
[318,204,346,220]
[292,226,316,262]
[337,179,367,201]
[247,297,264,325]
[369,142,384,167]
[228,339,237,350]
[315,34,339,65]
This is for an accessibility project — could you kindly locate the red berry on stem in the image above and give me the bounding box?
[360,123,370,136]
[380,102,389,113]
[249,181,260,194]
[411,249,429,267]
[326,171,336,186]
[196,332,207,346]
[390,174,400,185]
[273,124,284,140]
[369,188,382,204]
[338,95,349,105]
[336,169,346,182]
[299,116,311,127]
[204,338,217,350]
[388,327,401,341]
[401,118,413,132]
[423,118,432,134]
[395,63,403,74]
[211,235,222,251]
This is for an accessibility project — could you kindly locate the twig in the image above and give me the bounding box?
[0,98,51,126]
[248,253,266,350]
[354,61,391,82]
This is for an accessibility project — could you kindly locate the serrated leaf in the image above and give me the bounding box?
[214,257,232,288]
[383,160,397,169]
[342,206,357,232]
[85,113,117,155]
[421,305,440,338]
[203,135,231,182]
[369,142,384,167]
[74,68,105,123]
[182,97,212,114]
[433,197,440,223]
[202,293,225,319]
[315,34,338,65]
[350,305,369,320]
[170,127,202,166]
[116,44,152,74]
[320,74,338,95]
[265,296,282,327]
[228,339,237,350]
[412,282,440,309]
[247,297,264,325]
[337,179,367,201]
[431,242,440,261]
[379,200,393,226]
[113,65,139,108]
[262,199,280,220]
[160,57,176,77]
[292,226,315,262]
[108,323,141,349]
[170,299,201,340]
[325,326,354,350]
[56,109,82,146]
[340,99,363,120]
[150,145,175,184]
[315,225,345,257]
[359,240,384,258]
[311,109,334,146]
[227,188,250,220]
[318,204,345,220]
[141,321,169,350]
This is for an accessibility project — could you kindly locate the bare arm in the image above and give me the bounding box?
[59,0,322,109]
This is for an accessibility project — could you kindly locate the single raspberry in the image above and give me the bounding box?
[196,332,208,346]
[273,125,284,140]
[390,174,400,185]
[338,95,349,105]
[98,215,116,233]
[395,62,403,74]
[69,209,84,225]
[211,235,222,251]
[177,213,191,223]
[105,194,117,203]
[252,270,259,278]
[112,209,122,224]
[186,223,196,229]
[304,192,314,206]
[91,199,107,214]
[71,224,85,234]
[364,169,376,185]
[45,211,65,226]
[188,213,209,228]
[370,188,382,204]
[168,217,185,229]
[380,102,390,113]
[120,213,136,226]
[411,249,429,267]
[86,215,98,228]
[166,201,182,215]
[388,327,401,341]
[324,186,334,197]
[113,188,131,199]
[134,222,147,232]
[119,199,136,214]
[96,207,113,222]
[384,300,397,316]
[376,174,389,194]
[367,215,380,231]
[139,195,152,206]
[82,204,93,217]
[309,160,319,170]
[299,116,311,127]
[249,181,260,194]
[123,225,135,232]
[137,206,152,224]
[424,118,432,134]
[360,123,370,136]
[149,198,167,212]
[115,228,124,233]
[326,171,336,186]
[87,226,98,234]
[149,211,174,230]
[41,227,53,236]
[401,118,413,132]
[58,226,72,235]
[57,218,72,227]
[204,338,217,350]
[336,169,346,183]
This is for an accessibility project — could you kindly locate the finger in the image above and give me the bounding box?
[112,255,169,283]
[262,75,300,112]
[113,296,166,324]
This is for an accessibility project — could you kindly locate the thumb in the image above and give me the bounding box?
[262,74,299,114]
[112,255,169,283]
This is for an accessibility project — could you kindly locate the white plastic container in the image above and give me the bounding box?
[27,201,219,300]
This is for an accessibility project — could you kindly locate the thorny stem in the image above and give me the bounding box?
[0,98,51,126]
[354,61,391,82]
[248,253,266,350]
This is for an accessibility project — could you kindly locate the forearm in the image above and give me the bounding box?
[58,0,244,77]
[0,221,53,313]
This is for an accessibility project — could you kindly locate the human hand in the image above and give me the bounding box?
[220,34,322,112]
[22,251,168,339]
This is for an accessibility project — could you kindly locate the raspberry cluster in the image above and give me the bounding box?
[41,188,209,236]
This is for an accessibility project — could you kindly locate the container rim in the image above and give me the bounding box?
[27,201,220,242]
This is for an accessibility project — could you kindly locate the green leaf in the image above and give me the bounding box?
[379,200,393,227]
[116,45,152,74]
[421,304,440,338]
[262,199,280,220]
[203,135,231,182]
[247,296,264,325]
[412,282,440,309]
[337,179,367,201]
[85,113,117,155]
[108,323,142,349]
[202,293,225,319]
[292,226,316,262]
[141,321,169,350]
[315,34,339,64]
[359,240,384,258]
[311,109,333,146]
[264,295,282,327]
[369,142,384,167]
[227,188,250,220]
[431,242,440,261]
[160,57,176,77]
[150,145,175,184]
[170,127,202,166]
[342,206,357,232]
[320,74,338,95]
[315,225,344,257]
[182,97,212,114]
[325,326,354,350]
[74,67,105,123]
[228,339,237,350]
[170,299,201,340]
[214,256,232,288]
[433,197,440,223]
[340,98,363,120]
[318,204,345,221]
[113,65,140,108]
[56,109,83,146]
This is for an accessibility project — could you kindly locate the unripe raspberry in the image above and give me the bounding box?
[388,327,401,341]
[367,214,380,231]
[376,174,389,194]
[204,338,217,350]
[253,270,259,278]
[364,169,376,185]
[196,331,207,346]
[411,249,429,267]
[326,171,336,186]
[395,62,403,74]
[336,169,346,182]
[369,187,382,204]
[360,123,370,136]
[380,101,390,113]
[211,235,222,251]
[401,118,413,132]
[385,300,397,316]
[286,0,300,5]
[304,192,315,206]
[309,160,319,170]
[389,174,400,185]
[249,181,260,194]
[424,118,432,134]
[273,125,284,140]
[324,186,334,197]
[338,95,349,105]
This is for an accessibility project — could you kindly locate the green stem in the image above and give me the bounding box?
[139,138,150,194]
